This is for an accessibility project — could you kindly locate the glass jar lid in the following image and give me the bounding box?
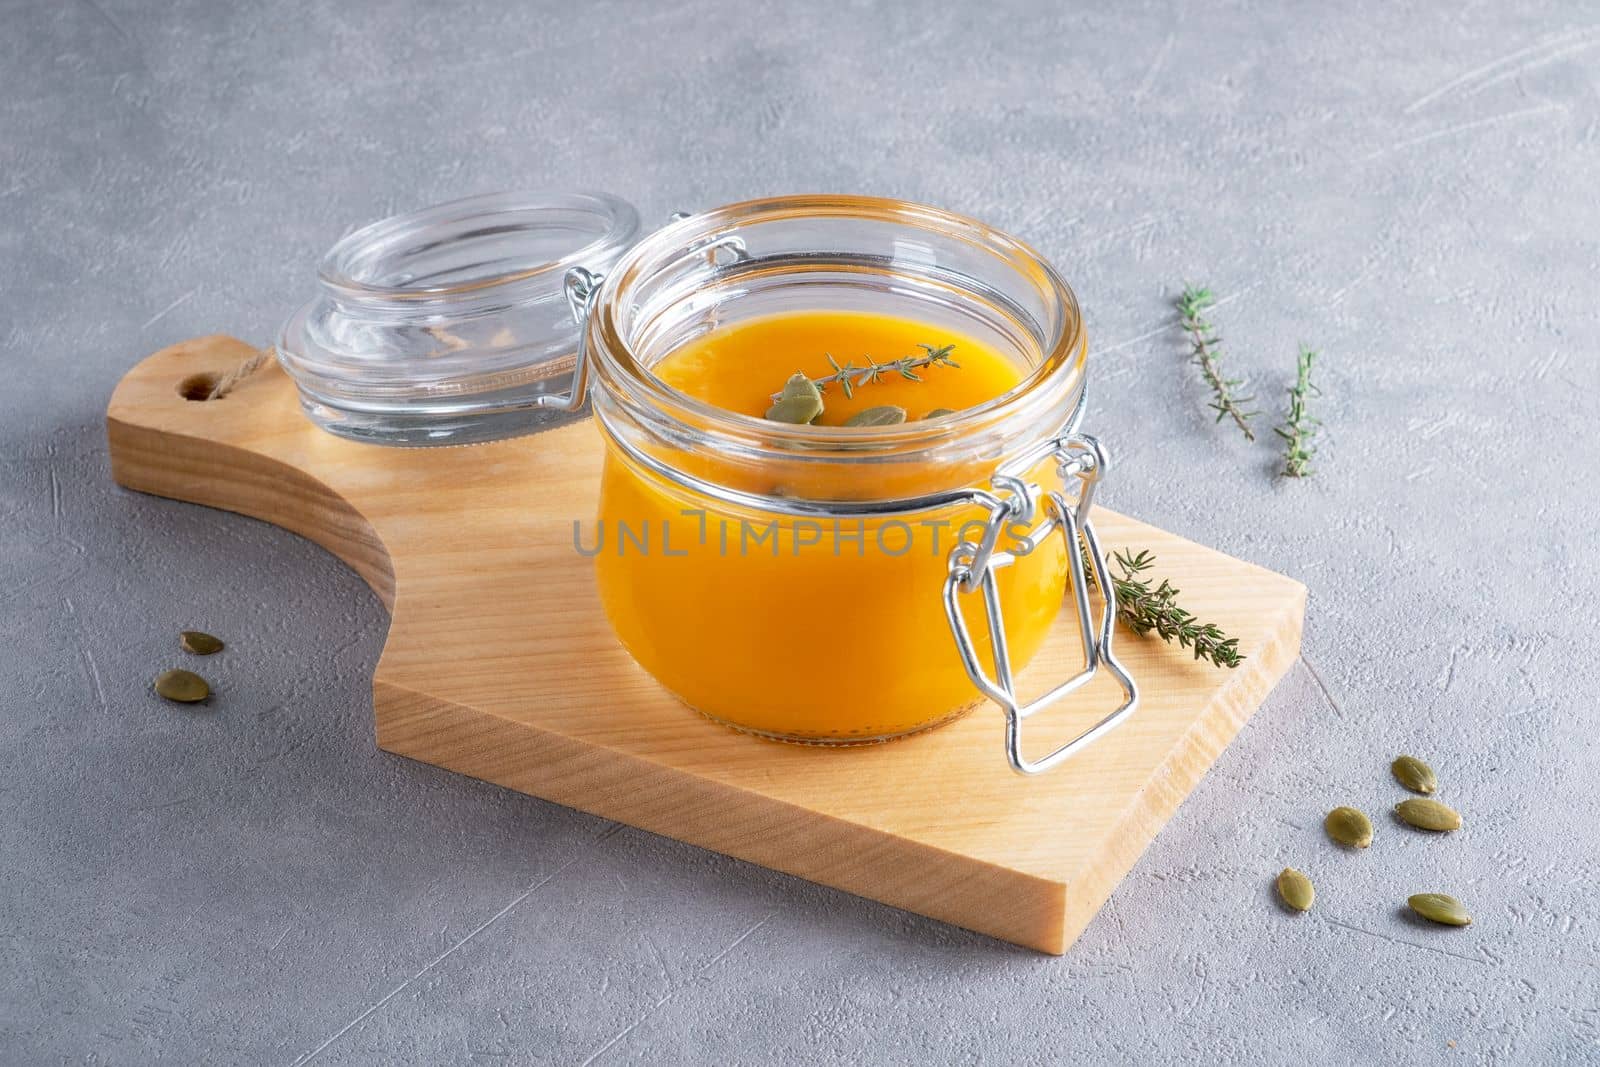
[277,190,640,446]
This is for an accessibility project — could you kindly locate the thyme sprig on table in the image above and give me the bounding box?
[1087,546,1244,668]
[1177,285,1259,442]
[1276,346,1320,478]
[769,343,960,402]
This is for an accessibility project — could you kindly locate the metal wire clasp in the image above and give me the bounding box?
[943,434,1139,775]
[538,219,749,415]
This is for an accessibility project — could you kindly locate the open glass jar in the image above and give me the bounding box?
[556,196,1138,774]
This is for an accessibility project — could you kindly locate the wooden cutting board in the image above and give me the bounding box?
[107,335,1306,954]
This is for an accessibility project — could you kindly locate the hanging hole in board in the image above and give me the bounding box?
[177,372,220,401]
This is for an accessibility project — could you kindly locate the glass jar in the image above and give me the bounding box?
[565,196,1137,774]
[277,191,639,446]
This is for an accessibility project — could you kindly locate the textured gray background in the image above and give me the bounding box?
[3,0,1598,1063]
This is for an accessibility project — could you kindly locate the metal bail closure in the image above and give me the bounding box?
[539,223,750,415]
[531,265,603,415]
[942,434,1139,775]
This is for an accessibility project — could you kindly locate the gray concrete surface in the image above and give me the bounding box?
[3,1,1598,1063]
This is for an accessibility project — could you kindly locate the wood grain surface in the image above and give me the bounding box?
[107,335,1306,954]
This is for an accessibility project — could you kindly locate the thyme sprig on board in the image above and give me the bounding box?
[768,343,960,402]
[1087,546,1244,668]
[1177,285,1259,442]
[1276,346,1320,478]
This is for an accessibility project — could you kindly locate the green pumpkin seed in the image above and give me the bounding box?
[1408,893,1472,926]
[1391,754,1437,795]
[764,373,823,424]
[843,404,907,427]
[1275,867,1314,912]
[1395,798,1461,832]
[180,630,224,655]
[921,408,956,420]
[1324,806,1374,848]
[154,668,209,703]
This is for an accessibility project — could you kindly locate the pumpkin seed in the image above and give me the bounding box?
[1408,893,1472,926]
[1395,798,1461,832]
[1391,754,1437,795]
[764,374,823,424]
[922,408,956,420]
[154,668,209,703]
[843,404,907,427]
[1324,806,1374,848]
[180,630,224,655]
[1275,867,1314,912]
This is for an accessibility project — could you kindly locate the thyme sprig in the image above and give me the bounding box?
[1088,546,1244,668]
[1177,285,1258,442]
[1276,346,1320,477]
[770,343,959,402]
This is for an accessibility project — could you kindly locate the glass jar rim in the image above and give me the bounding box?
[587,194,1086,463]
